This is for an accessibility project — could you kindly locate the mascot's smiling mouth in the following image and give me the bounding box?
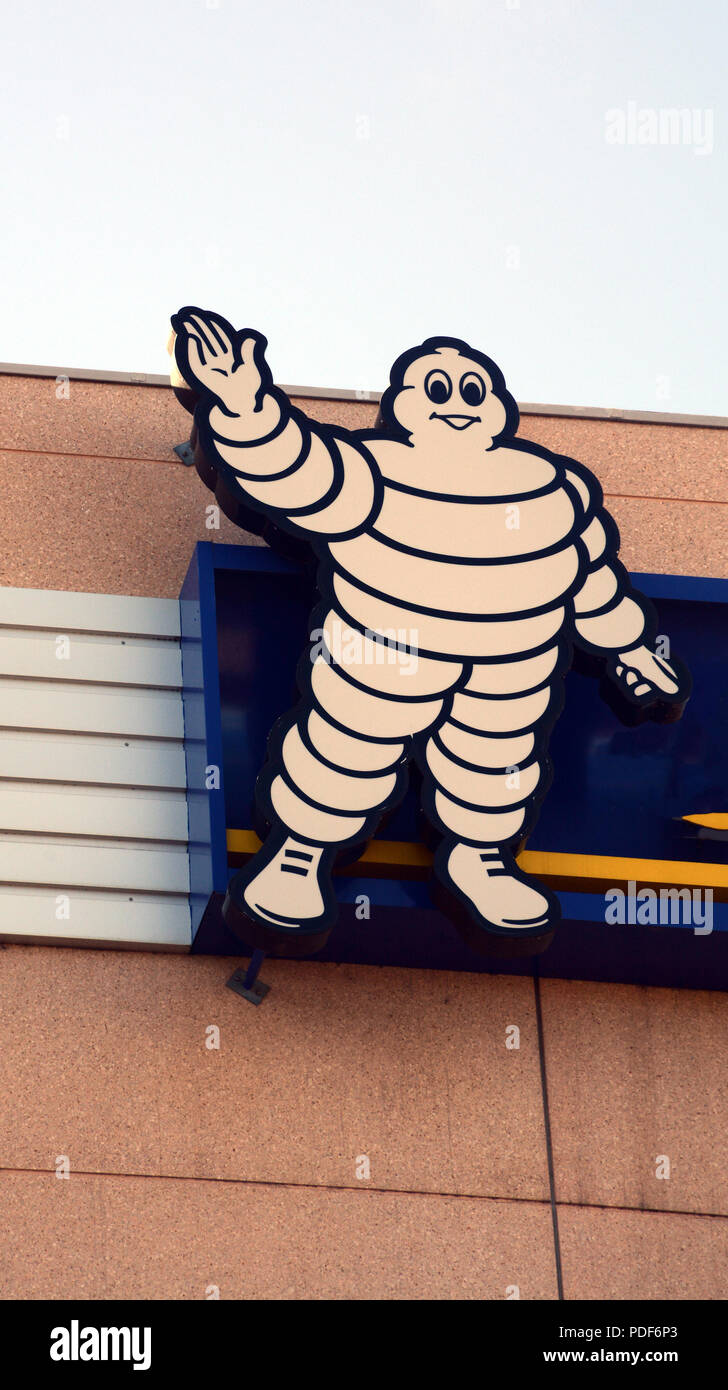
[430,412,481,430]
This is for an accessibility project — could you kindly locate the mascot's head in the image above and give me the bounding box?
[380,337,519,457]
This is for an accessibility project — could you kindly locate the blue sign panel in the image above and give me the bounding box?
[180,543,728,989]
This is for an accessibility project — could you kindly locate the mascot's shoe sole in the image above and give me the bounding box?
[432,843,560,959]
[222,834,338,958]
[223,878,333,957]
[432,879,556,958]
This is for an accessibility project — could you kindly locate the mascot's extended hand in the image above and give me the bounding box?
[610,644,684,702]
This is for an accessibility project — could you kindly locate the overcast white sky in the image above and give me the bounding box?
[1,0,725,411]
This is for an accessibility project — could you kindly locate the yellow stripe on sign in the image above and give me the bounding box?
[226,828,433,868]
[227,829,263,856]
[226,828,728,894]
[518,850,728,893]
[683,813,728,831]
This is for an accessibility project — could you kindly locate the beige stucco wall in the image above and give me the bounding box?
[0,373,726,1299]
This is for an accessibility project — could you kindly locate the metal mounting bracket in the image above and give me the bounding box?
[174,440,195,466]
[226,950,270,1006]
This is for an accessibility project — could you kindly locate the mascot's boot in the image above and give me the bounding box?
[223,832,337,957]
[434,842,560,958]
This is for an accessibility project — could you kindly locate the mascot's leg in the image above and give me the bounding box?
[423,648,564,957]
[224,611,461,955]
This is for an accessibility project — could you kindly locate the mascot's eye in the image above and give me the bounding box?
[424,370,452,405]
[460,372,486,407]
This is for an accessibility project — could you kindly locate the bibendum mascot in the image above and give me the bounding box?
[169,308,690,958]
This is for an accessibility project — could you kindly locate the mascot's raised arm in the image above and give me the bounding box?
[169,306,691,959]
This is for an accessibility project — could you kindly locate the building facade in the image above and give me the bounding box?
[0,365,726,1300]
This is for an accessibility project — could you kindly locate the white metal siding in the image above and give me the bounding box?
[0,588,191,949]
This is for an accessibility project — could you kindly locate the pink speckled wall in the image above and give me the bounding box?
[1,374,725,599]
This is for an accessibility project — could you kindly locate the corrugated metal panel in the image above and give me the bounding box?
[0,731,186,789]
[0,586,191,949]
[1,783,188,841]
[0,836,189,893]
[0,587,180,637]
[0,885,190,948]
[0,678,184,738]
[0,629,182,687]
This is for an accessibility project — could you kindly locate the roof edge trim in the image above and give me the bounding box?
[0,362,725,429]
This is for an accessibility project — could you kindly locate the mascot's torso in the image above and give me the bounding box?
[328,441,587,660]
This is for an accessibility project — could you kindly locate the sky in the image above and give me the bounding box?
[1,0,725,412]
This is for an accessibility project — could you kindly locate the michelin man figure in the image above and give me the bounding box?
[170,308,690,958]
